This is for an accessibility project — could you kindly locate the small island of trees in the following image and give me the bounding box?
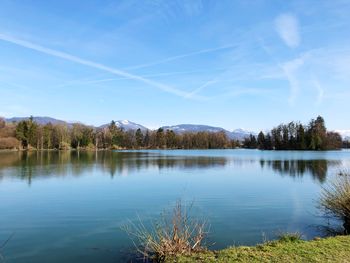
[243,116,343,150]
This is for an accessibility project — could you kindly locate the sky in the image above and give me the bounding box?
[0,0,350,132]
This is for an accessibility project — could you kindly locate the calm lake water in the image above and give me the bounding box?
[1,149,350,262]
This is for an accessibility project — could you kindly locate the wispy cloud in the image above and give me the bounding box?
[280,56,305,105]
[312,77,324,106]
[0,33,204,99]
[275,14,300,48]
[258,37,309,105]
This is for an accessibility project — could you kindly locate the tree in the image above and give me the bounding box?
[143,130,150,148]
[43,123,53,149]
[282,125,289,149]
[71,123,84,149]
[15,120,29,149]
[296,124,306,150]
[257,131,265,149]
[135,128,144,148]
[271,126,282,150]
[54,124,70,150]
[156,128,166,148]
[26,116,39,148]
[325,132,342,150]
[251,116,340,151]
[308,116,327,150]
[243,134,257,149]
[165,130,177,148]
[109,121,124,147]
[264,134,273,150]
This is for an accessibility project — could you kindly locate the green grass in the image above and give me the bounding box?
[167,235,350,262]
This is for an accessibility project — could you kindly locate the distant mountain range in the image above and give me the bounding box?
[3,116,255,141]
[6,116,67,126]
[99,120,148,131]
[4,116,350,142]
[161,124,254,140]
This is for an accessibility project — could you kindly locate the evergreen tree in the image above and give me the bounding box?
[135,128,144,148]
[257,131,265,149]
[15,120,29,149]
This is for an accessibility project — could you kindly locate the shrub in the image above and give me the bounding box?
[124,200,208,262]
[277,232,302,242]
[320,173,350,234]
[0,137,20,150]
[59,141,71,150]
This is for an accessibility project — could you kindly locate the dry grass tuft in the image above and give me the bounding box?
[124,200,208,262]
[319,173,350,234]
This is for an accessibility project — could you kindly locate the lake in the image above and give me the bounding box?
[0,149,350,262]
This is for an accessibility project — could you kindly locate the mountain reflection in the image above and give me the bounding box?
[0,151,342,184]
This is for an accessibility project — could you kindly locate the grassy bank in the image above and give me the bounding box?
[167,235,350,262]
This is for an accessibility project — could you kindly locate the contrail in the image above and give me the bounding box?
[125,44,236,70]
[54,68,227,88]
[0,33,197,98]
[185,79,218,99]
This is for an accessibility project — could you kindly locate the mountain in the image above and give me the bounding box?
[161,124,254,140]
[231,128,256,141]
[162,124,226,134]
[5,116,148,131]
[4,116,254,138]
[99,120,148,131]
[5,116,67,125]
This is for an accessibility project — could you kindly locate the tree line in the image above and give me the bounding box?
[0,116,347,151]
[0,117,238,150]
[243,116,343,150]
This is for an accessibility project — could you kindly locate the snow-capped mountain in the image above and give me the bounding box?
[162,124,226,133]
[113,120,148,131]
[231,128,256,141]
[100,120,148,131]
[4,116,254,138]
[161,124,255,140]
[5,116,148,131]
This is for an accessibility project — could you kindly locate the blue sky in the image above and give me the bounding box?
[0,0,350,131]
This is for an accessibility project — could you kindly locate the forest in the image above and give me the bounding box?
[0,117,237,150]
[0,116,347,151]
[243,116,344,150]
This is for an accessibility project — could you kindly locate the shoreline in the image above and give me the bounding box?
[0,147,347,153]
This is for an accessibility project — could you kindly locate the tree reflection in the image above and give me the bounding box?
[260,159,340,183]
[0,151,228,183]
[0,151,343,185]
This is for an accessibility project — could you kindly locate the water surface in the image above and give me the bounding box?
[0,149,349,262]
